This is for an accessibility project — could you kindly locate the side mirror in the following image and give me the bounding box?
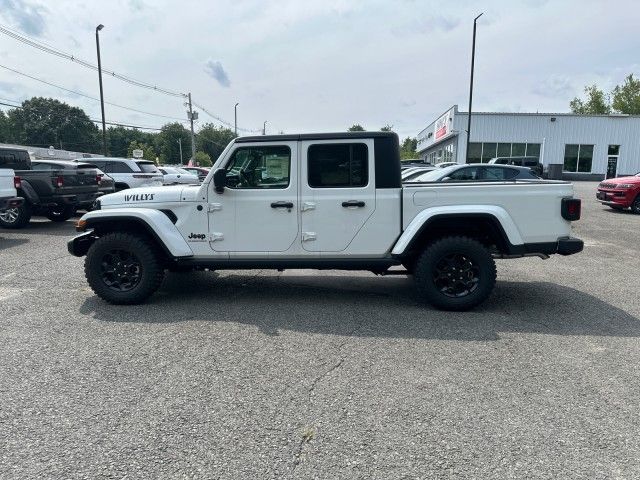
[441,176,452,182]
[213,168,227,193]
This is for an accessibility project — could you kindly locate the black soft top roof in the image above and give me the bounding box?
[235,131,398,143]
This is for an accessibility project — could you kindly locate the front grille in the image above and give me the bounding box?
[599,183,617,189]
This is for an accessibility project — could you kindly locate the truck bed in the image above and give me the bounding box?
[402,180,574,244]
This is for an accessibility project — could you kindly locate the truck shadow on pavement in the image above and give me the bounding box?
[1,219,76,237]
[79,272,640,341]
[0,236,29,251]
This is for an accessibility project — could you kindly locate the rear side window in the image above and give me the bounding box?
[308,143,368,188]
[483,167,519,180]
[523,159,538,167]
[110,162,134,173]
[136,162,159,173]
[0,149,31,170]
[32,163,56,170]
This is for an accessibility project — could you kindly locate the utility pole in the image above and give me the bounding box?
[95,24,107,157]
[234,102,239,137]
[187,93,197,161]
[465,12,483,163]
[177,138,183,164]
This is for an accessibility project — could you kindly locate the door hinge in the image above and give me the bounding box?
[208,203,222,212]
[302,232,317,242]
[301,201,316,212]
[209,232,224,241]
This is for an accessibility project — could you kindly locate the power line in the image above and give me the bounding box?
[0,63,189,123]
[0,23,187,98]
[0,94,165,131]
[192,100,261,133]
[0,23,262,133]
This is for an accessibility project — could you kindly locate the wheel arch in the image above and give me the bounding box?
[392,208,524,262]
[78,209,193,259]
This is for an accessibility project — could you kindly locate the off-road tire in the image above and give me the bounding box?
[46,204,75,222]
[85,232,165,305]
[0,203,32,229]
[631,195,640,214]
[414,236,497,311]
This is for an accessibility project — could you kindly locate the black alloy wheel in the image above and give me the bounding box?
[100,249,143,292]
[432,253,480,298]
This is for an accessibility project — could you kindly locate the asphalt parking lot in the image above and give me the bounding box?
[1,181,639,479]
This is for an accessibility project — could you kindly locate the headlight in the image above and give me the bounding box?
[617,184,633,189]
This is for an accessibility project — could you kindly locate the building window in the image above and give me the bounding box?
[467,143,482,163]
[563,144,593,173]
[608,145,620,156]
[467,142,542,164]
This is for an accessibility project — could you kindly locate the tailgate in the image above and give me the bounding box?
[57,168,100,193]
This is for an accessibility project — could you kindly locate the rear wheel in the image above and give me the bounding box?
[631,195,640,214]
[85,232,165,304]
[46,204,75,222]
[414,236,496,311]
[0,203,31,228]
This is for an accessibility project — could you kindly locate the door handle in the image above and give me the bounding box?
[271,201,294,209]
[341,200,365,208]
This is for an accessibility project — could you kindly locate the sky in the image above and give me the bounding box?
[0,0,638,140]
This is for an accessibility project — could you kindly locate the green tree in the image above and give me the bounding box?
[194,151,212,167]
[348,124,365,131]
[157,122,191,164]
[612,74,640,114]
[108,126,158,158]
[7,97,101,151]
[127,140,157,161]
[380,124,394,132]
[0,110,10,143]
[400,137,418,160]
[569,85,611,114]
[196,123,235,164]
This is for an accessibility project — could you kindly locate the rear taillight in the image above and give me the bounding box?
[55,175,64,188]
[96,174,102,185]
[561,198,581,221]
[13,176,21,189]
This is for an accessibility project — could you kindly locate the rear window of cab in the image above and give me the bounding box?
[136,162,160,173]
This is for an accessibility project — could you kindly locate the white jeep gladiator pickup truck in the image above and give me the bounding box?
[68,132,583,310]
[0,168,24,215]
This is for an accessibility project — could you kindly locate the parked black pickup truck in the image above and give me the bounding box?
[0,148,103,228]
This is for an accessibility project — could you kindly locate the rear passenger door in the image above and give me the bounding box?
[299,139,375,252]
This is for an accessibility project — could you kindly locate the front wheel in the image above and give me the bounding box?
[0,203,32,228]
[84,232,165,305]
[631,195,640,214]
[414,236,497,311]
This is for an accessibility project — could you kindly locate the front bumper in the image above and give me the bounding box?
[0,196,24,211]
[67,230,95,257]
[596,189,633,207]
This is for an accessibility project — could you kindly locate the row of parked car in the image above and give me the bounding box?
[0,147,209,229]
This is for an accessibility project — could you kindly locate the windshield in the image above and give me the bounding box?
[176,168,192,175]
[136,162,159,173]
[409,165,458,182]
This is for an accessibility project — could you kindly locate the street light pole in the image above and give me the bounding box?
[263,120,267,135]
[465,12,483,164]
[234,102,239,137]
[95,24,107,156]
[177,138,183,164]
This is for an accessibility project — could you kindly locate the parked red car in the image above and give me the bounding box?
[596,173,640,213]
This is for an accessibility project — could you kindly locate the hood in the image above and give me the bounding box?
[602,176,640,185]
[100,185,201,207]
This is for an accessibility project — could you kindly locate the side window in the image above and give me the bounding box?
[447,167,480,181]
[308,143,368,188]
[110,162,134,173]
[32,163,55,170]
[225,145,291,189]
[483,167,518,180]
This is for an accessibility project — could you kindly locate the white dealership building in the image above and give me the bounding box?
[416,105,640,180]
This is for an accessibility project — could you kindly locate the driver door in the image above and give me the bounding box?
[208,142,298,253]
